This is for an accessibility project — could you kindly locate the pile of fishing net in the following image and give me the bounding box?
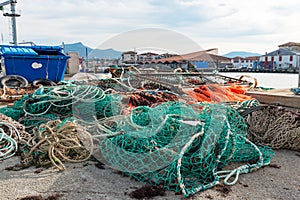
[0,84,122,169]
[2,81,296,196]
[0,86,38,102]
[68,79,119,91]
[128,90,178,107]
[97,101,274,197]
[185,84,253,103]
[245,105,300,151]
[0,84,122,130]
[0,113,94,170]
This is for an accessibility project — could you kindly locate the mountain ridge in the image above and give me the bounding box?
[62,42,122,59]
[62,43,262,60]
[222,51,261,58]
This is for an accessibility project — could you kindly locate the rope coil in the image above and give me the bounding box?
[22,120,93,171]
[247,105,300,151]
[0,113,29,160]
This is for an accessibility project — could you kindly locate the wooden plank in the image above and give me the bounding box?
[246,89,300,108]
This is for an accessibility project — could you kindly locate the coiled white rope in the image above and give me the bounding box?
[0,122,22,160]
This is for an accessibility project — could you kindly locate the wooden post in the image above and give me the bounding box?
[298,66,300,88]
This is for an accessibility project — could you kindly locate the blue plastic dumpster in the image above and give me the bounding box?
[0,45,69,82]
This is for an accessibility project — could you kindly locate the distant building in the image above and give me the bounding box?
[138,52,160,63]
[231,56,260,70]
[278,42,300,51]
[121,51,137,64]
[231,56,243,68]
[260,42,300,72]
[159,53,179,59]
[151,48,230,70]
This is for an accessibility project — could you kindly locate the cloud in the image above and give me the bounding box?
[98,28,202,54]
[16,0,157,45]
[0,0,299,54]
[145,0,238,27]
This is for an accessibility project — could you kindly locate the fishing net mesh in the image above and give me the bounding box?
[247,106,300,151]
[98,101,274,196]
[0,85,122,129]
[0,83,276,196]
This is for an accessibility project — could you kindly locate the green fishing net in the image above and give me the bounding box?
[19,114,58,133]
[0,95,28,121]
[0,84,122,129]
[0,83,274,197]
[98,101,274,196]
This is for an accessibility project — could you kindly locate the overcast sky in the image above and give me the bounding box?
[0,0,299,54]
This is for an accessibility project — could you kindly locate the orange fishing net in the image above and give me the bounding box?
[185,84,252,103]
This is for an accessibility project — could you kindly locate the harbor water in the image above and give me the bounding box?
[219,72,299,89]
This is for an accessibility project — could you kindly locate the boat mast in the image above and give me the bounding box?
[0,0,20,45]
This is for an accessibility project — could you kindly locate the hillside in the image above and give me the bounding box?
[223,51,261,58]
[62,42,122,59]
[89,48,122,59]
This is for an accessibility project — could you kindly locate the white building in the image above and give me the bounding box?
[231,56,260,70]
[121,51,137,64]
[231,56,243,68]
[260,42,300,72]
[138,52,160,63]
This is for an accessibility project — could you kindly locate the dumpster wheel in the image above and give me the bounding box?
[0,75,28,88]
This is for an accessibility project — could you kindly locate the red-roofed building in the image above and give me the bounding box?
[120,48,231,71]
[152,48,230,69]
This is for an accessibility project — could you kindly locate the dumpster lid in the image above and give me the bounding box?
[31,45,62,51]
[0,45,38,56]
